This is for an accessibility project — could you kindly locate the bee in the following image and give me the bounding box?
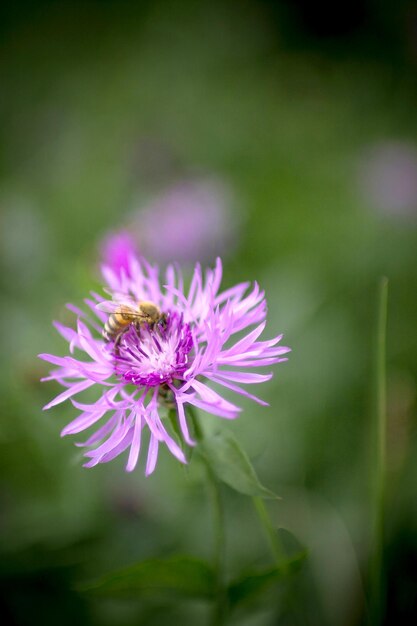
[97,299,165,344]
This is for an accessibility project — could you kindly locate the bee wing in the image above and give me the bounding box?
[96,299,135,314]
[96,299,148,320]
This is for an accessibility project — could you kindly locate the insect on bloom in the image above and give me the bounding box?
[39,257,290,475]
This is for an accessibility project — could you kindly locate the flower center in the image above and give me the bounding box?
[111,312,193,387]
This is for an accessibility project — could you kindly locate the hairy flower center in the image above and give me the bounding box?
[111,312,193,387]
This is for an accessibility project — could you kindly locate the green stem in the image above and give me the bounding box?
[207,464,227,625]
[253,497,305,625]
[188,404,204,441]
[370,277,388,625]
[187,406,227,624]
[252,496,285,568]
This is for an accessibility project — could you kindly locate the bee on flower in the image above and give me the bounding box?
[39,257,290,475]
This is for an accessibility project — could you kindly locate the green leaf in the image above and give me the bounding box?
[227,551,307,610]
[197,431,279,499]
[276,528,305,558]
[79,555,215,600]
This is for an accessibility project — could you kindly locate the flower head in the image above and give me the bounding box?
[137,180,238,263]
[359,141,417,218]
[113,312,193,388]
[39,257,290,475]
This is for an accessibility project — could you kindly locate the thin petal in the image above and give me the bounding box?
[43,379,95,410]
[126,413,143,472]
[207,375,269,406]
[84,413,129,460]
[213,371,273,384]
[173,395,196,446]
[75,414,118,447]
[61,409,107,436]
[145,435,159,476]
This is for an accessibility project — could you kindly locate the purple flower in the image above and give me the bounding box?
[39,257,290,475]
[100,231,139,276]
[136,179,239,263]
[358,141,417,218]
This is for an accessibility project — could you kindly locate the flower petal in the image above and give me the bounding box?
[145,434,159,476]
[126,412,143,472]
[43,379,95,410]
[173,395,196,446]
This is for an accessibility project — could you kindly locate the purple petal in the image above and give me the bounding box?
[126,413,143,472]
[145,434,159,476]
[43,379,95,410]
[83,428,133,467]
[182,395,240,419]
[207,375,269,406]
[172,394,196,446]
[84,412,129,460]
[38,353,69,367]
[221,321,266,357]
[61,409,108,436]
[213,371,273,384]
[75,414,118,447]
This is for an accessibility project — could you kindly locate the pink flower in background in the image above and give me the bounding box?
[99,179,239,271]
[100,231,139,276]
[136,179,238,263]
[359,141,417,218]
[39,257,289,475]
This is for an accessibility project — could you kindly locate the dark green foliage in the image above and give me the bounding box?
[80,555,215,601]
[227,551,307,610]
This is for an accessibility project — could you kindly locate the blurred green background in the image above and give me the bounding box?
[1,1,417,624]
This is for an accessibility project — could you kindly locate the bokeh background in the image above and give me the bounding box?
[1,1,417,624]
